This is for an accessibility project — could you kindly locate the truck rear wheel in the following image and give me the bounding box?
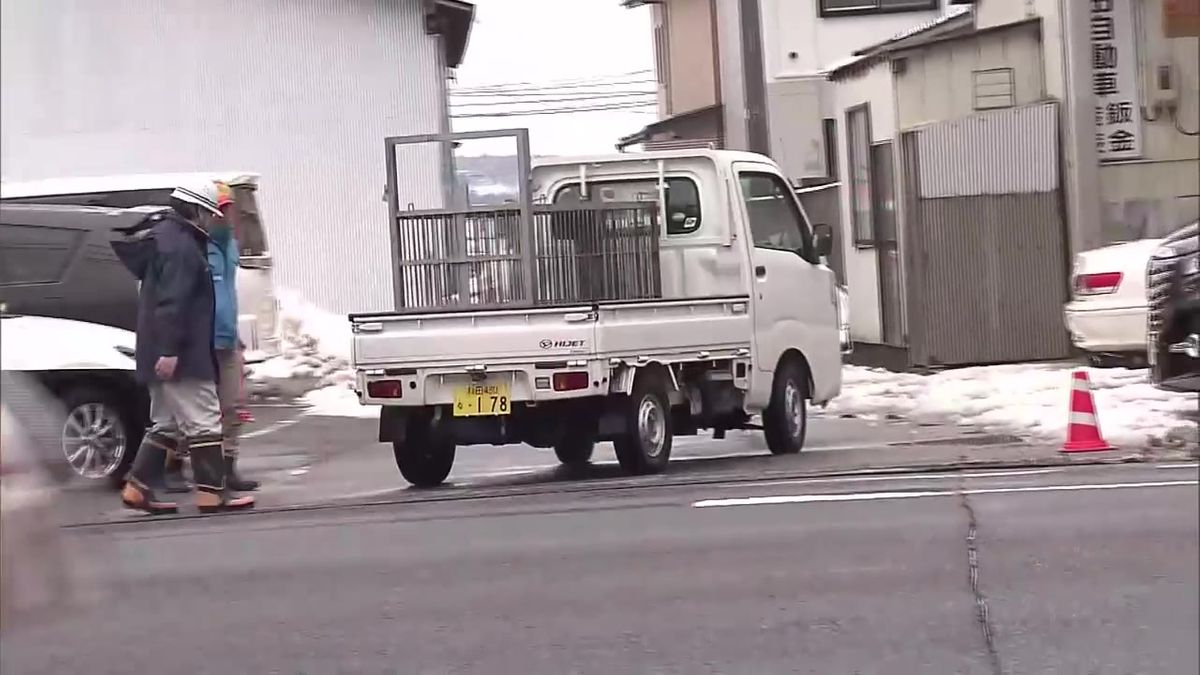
[392,419,455,487]
[553,438,595,466]
[763,358,809,455]
[613,372,673,475]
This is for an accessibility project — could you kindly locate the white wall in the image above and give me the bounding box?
[830,63,897,344]
[760,0,946,79]
[0,0,449,315]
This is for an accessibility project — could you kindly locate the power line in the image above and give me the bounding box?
[452,75,656,95]
[452,92,657,107]
[452,69,653,92]
[451,102,658,119]
[451,88,658,99]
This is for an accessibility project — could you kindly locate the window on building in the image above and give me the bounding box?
[553,177,702,235]
[737,172,815,261]
[0,223,80,286]
[823,118,839,181]
[845,104,874,247]
[870,142,896,244]
[818,0,938,18]
[972,68,1016,110]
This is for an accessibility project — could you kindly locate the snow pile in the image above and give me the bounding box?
[245,288,354,398]
[302,383,378,418]
[826,363,1198,449]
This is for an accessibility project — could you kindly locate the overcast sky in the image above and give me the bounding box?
[450,0,656,157]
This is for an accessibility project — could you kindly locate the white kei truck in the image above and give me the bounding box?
[351,129,844,487]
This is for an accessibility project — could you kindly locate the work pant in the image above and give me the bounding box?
[169,349,243,458]
[130,378,223,493]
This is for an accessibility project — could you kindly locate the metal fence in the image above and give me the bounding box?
[394,203,661,313]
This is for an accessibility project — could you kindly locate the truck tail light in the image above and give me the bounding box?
[552,371,589,392]
[1074,272,1123,296]
[366,380,404,398]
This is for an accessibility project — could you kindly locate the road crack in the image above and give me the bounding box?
[959,482,1003,675]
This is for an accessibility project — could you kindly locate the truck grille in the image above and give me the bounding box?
[1146,255,1177,336]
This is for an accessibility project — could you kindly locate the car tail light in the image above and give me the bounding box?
[366,380,404,398]
[552,371,589,392]
[1074,271,1123,296]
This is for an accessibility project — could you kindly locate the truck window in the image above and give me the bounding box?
[553,177,701,235]
[0,223,80,286]
[738,172,814,260]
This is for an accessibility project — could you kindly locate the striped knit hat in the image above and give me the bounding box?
[169,181,223,217]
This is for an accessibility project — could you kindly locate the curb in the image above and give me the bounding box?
[62,451,1186,529]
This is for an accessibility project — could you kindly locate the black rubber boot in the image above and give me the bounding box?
[121,434,179,515]
[190,435,255,514]
[225,455,260,492]
[162,450,191,494]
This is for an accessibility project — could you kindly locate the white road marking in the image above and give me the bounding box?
[242,417,300,440]
[692,479,1198,508]
[1156,463,1199,470]
[741,468,1061,489]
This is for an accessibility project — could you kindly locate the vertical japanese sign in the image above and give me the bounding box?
[1090,0,1143,161]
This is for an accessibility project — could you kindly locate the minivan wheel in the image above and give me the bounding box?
[59,386,138,486]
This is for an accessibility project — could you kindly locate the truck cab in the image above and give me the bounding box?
[352,131,842,487]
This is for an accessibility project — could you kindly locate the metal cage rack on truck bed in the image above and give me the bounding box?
[385,129,663,314]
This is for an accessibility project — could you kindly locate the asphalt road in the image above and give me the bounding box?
[4,462,1196,674]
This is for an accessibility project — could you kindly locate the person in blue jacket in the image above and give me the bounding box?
[163,182,259,493]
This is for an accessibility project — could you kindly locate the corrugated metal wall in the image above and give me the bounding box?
[0,0,447,315]
[902,102,1072,366]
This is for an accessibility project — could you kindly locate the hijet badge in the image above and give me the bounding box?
[538,338,588,352]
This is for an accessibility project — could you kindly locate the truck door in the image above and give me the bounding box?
[732,164,842,404]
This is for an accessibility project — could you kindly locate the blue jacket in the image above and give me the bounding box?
[207,231,240,351]
[110,211,217,384]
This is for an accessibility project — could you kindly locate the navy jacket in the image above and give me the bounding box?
[111,210,218,385]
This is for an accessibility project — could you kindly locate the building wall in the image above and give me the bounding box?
[0,0,449,315]
[657,0,719,117]
[1097,0,1200,242]
[893,21,1046,129]
[759,0,946,79]
[830,63,897,344]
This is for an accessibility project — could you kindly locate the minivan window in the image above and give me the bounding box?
[0,223,80,285]
[230,185,267,257]
[553,177,702,235]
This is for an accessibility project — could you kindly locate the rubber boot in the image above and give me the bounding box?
[120,433,179,515]
[189,434,255,513]
[225,455,260,492]
[162,448,191,494]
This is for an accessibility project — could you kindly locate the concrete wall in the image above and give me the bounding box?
[714,0,749,150]
[894,21,1046,128]
[830,63,898,344]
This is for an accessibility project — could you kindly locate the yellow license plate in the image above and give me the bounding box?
[452,382,512,417]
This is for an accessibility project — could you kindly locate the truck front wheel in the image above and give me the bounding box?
[763,358,809,455]
[613,372,673,475]
[392,423,455,487]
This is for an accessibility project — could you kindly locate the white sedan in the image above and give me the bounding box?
[1062,238,1162,366]
[0,314,148,485]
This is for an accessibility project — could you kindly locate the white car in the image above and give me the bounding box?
[1063,238,1163,365]
[0,314,147,486]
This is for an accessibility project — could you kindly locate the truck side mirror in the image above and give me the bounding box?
[813,223,833,258]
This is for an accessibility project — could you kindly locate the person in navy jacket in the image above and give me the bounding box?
[110,181,255,515]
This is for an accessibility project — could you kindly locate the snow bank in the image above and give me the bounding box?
[245,288,354,398]
[826,364,1198,449]
[302,384,379,418]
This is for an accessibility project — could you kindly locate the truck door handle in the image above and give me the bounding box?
[755,265,767,279]
[564,311,595,323]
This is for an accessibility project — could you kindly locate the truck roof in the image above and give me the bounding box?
[0,171,261,200]
[532,148,771,170]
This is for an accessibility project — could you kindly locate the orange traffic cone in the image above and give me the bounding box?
[1062,370,1114,453]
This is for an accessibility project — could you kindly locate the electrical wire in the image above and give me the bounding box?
[452,92,657,107]
[450,69,653,93]
[452,88,658,99]
[451,102,658,119]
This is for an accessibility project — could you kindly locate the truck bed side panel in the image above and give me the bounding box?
[594,296,753,360]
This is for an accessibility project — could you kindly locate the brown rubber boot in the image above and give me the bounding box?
[189,434,255,513]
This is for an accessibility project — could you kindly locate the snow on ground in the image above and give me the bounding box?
[825,363,1198,449]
